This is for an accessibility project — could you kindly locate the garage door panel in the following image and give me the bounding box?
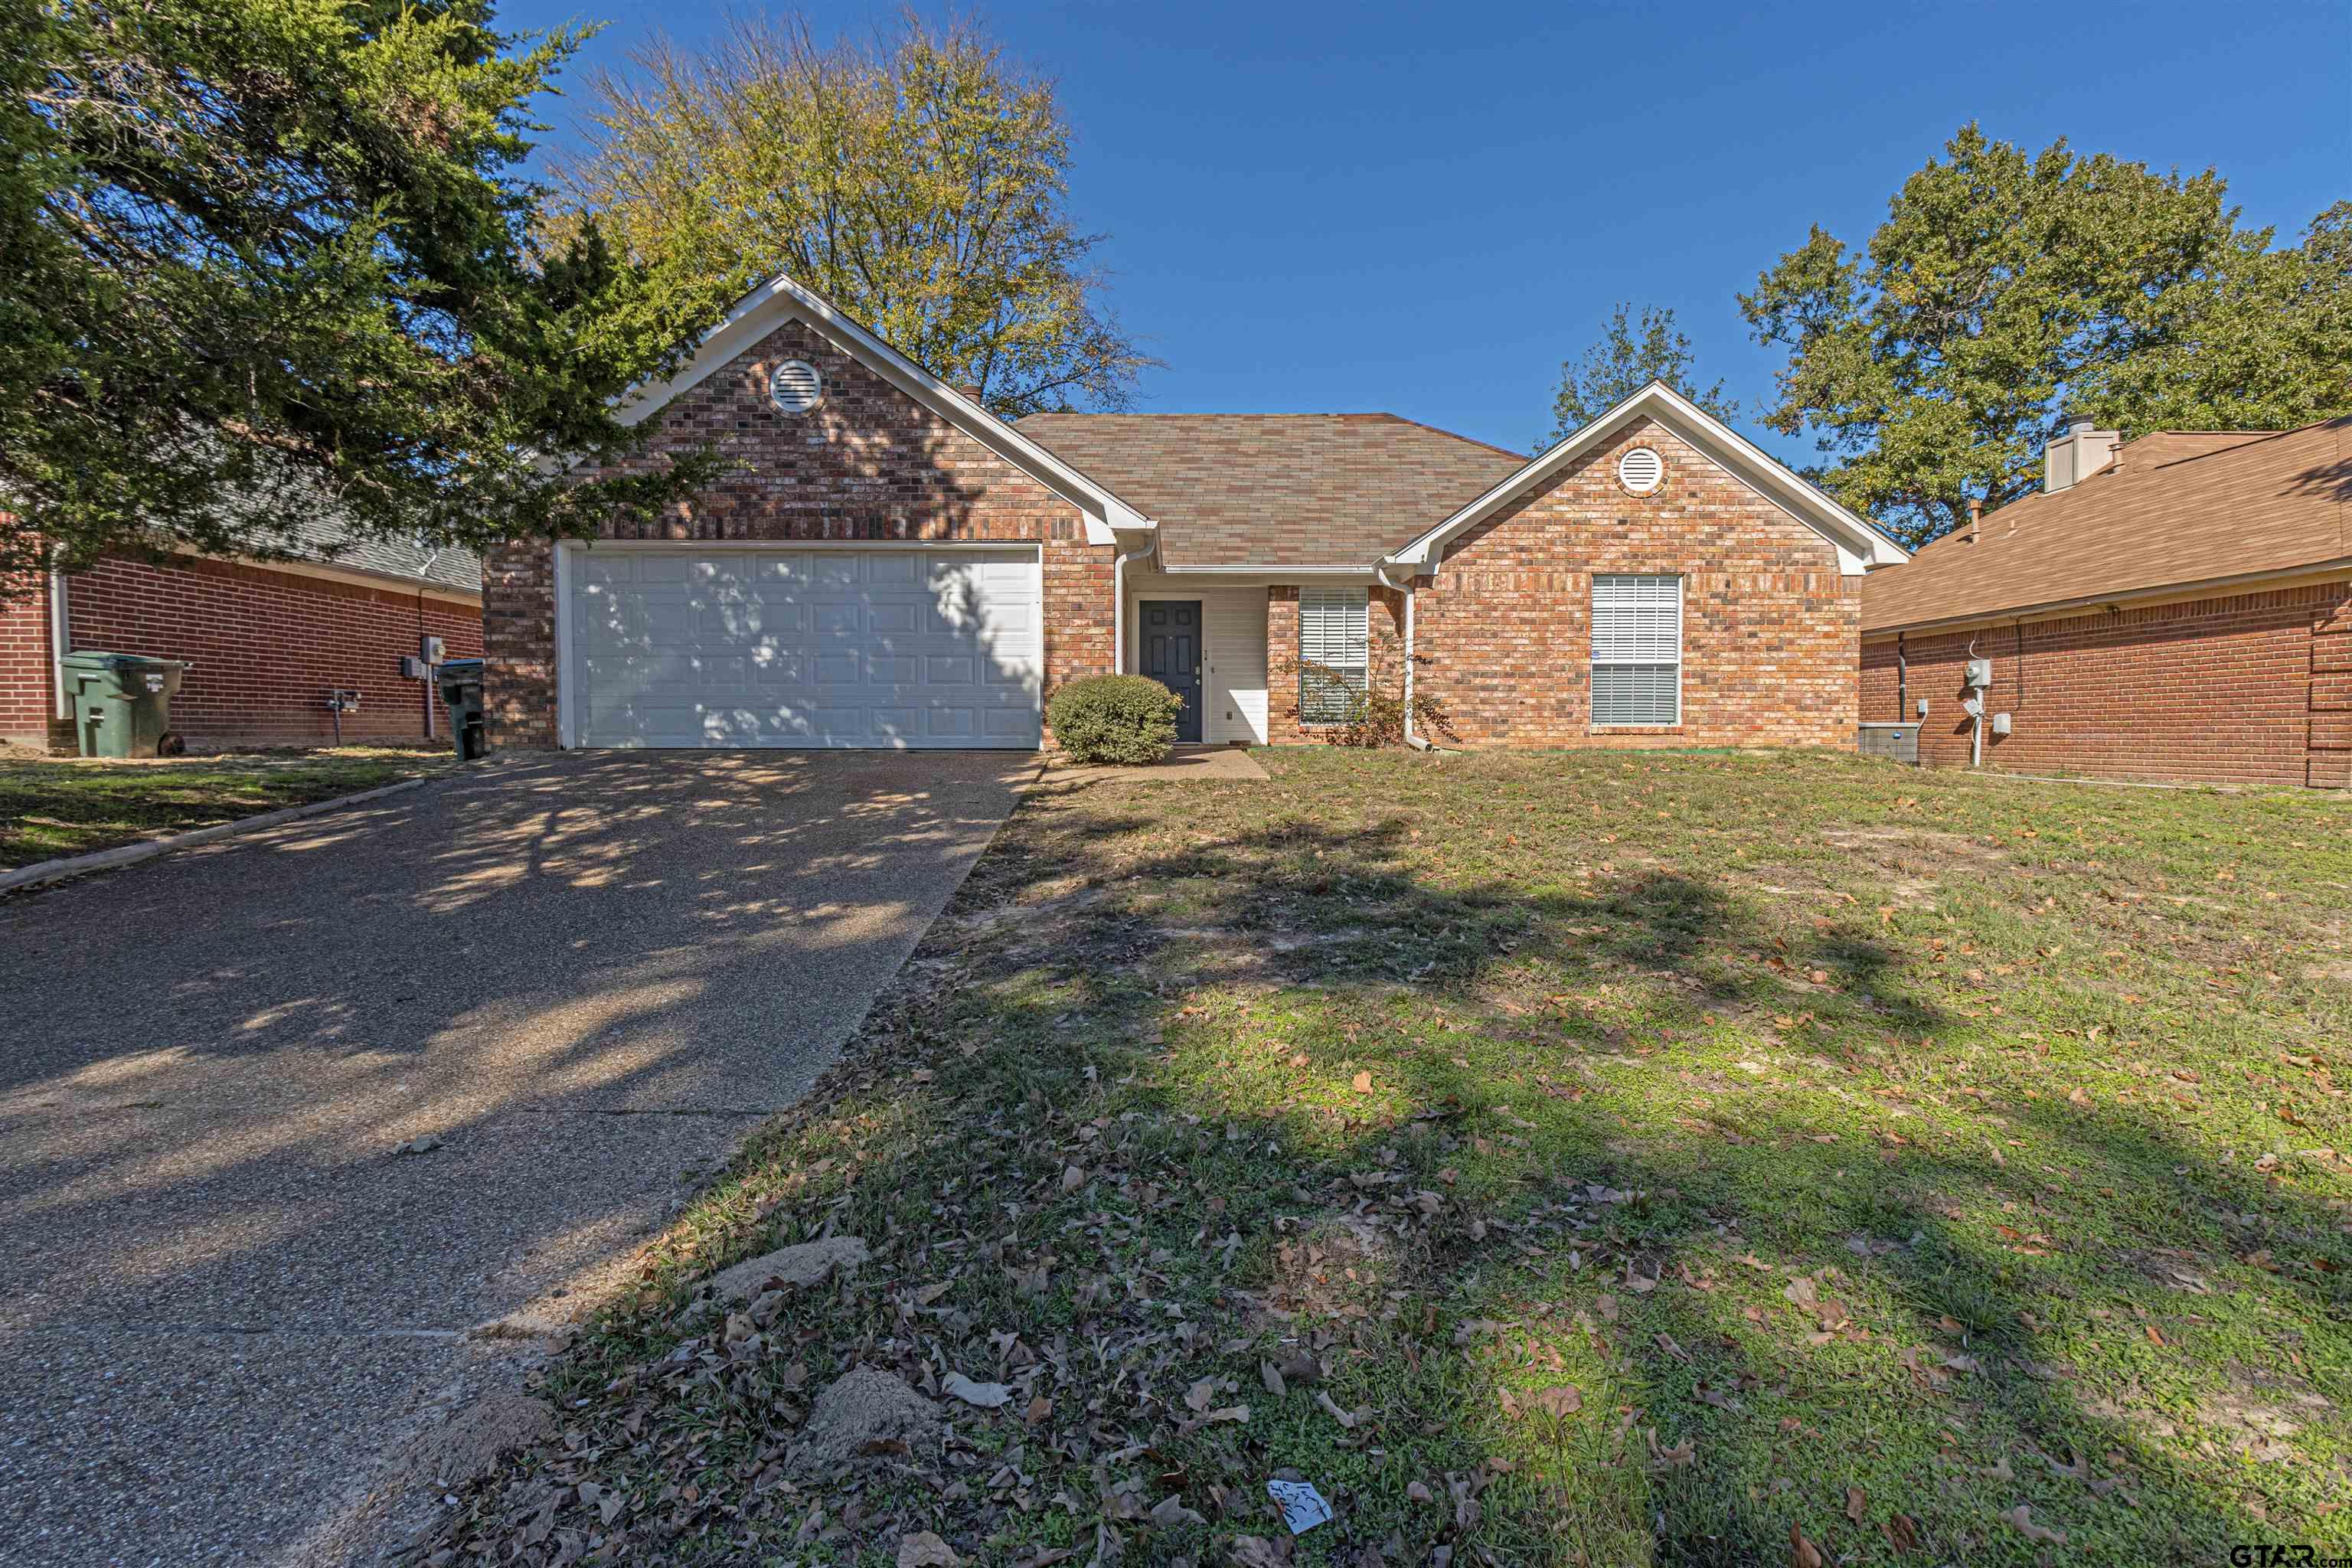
[570,546,1041,750]
[746,649,808,687]
[634,554,701,585]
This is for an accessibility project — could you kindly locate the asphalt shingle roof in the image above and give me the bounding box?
[278,515,482,595]
[1015,413,1527,567]
[1860,417,2352,633]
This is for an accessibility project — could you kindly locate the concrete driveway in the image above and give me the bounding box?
[0,750,1031,1566]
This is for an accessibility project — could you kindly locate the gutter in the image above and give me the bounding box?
[1111,542,1154,674]
[48,563,70,720]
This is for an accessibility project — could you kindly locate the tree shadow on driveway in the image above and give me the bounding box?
[0,748,1029,1566]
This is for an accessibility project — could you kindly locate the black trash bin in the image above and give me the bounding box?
[436,658,488,760]
[63,651,191,758]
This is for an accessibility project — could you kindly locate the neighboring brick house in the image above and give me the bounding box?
[2,524,482,753]
[1860,417,2352,789]
[484,273,1906,753]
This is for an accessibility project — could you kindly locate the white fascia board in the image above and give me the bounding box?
[1156,563,1378,576]
[609,273,1155,547]
[1382,381,1909,577]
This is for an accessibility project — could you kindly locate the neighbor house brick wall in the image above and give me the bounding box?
[1410,419,1859,749]
[2,570,57,749]
[1263,583,1406,742]
[485,319,1112,749]
[1860,580,2352,788]
[47,555,481,750]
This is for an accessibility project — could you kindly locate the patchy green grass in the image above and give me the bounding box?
[440,750,2352,1567]
[0,747,449,867]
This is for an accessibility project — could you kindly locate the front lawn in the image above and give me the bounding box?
[442,750,2350,1566]
[0,746,449,869]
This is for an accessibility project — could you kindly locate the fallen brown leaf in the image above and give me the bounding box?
[899,1532,961,1568]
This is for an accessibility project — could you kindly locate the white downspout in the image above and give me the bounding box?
[1967,638,1984,768]
[1374,563,1428,750]
[1112,543,1152,675]
[47,565,70,720]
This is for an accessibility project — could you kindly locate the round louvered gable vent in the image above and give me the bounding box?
[1617,446,1664,495]
[767,359,823,414]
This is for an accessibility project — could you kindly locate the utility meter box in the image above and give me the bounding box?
[1991,712,2014,737]
[1965,658,1994,688]
[421,635,446,665]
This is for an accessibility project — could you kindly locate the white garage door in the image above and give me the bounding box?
[565,546,1043,749]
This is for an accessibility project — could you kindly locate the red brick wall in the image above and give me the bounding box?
[485,319,1112,748]
[2,570,55,748]
[1263,583,1406,742]
[1411,419,1860,749]
[48,555,482,750]
[1861,581,2352,788]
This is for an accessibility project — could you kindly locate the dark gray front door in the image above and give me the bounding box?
[1140,599,1204,743]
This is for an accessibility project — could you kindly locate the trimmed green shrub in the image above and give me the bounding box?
[1047,675,1182,765]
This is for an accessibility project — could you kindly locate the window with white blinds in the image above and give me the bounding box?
[1590,574,1682,726]
[1298,586,1370,724]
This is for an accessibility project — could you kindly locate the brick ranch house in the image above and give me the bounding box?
[1860,416,2351,789]
[484,274,1907,753]
[2,522,483,753]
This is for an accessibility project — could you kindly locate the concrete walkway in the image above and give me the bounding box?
[0,750,1030,1566]
[1039,743,1270,786]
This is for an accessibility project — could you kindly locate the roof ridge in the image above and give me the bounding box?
[2136,425,2299,470]
[1367,411,1527,459]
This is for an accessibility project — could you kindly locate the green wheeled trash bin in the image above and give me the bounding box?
[436,658,488,760]
[63,651,191,758]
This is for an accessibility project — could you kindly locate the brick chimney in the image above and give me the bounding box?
[2044,413,2119,493]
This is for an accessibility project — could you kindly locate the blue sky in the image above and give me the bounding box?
[502,0,2352,460]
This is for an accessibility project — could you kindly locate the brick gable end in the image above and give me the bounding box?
[1411,419,1858,749]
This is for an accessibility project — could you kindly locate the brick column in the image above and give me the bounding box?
[1266,587,1301,739]
[2312,589,2352,788]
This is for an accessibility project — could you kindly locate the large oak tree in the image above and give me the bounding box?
[551,13,1150,417]
[1740,124,2352,546]
[1,0,713,586]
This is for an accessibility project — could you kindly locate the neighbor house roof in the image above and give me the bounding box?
[1015,413,1524,567]
[1860,416,2352,635]
[279,516,482,596]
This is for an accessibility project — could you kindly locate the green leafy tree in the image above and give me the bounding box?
[1544,302,1738,448]
[1740,124,2352,546]
[0,0,714,587]
[552,13,1151,416]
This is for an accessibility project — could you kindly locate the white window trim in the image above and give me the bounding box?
[1298,586,1370,727]
[1590,573,1683,728]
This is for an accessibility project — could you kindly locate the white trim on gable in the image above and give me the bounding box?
[1382,381,1909,577]
[609,273,1156,547]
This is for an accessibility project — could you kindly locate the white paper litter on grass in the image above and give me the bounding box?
[1265,1479,1334,1534]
